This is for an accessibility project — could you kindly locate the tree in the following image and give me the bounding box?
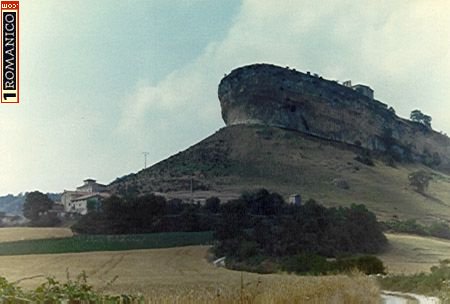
[23,191,54,223]
[204,196,221,213]
[410,109,432,128]
[408,170,433,193]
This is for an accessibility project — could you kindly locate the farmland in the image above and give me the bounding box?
[0,227,73,243]
[0,231,213,255]
[0,229,448,302]
[0,246,379,303]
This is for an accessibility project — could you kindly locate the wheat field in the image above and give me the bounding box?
[0,245,380,303]
[0,227,73,242]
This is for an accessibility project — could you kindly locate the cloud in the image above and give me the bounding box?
[119,0,450,143]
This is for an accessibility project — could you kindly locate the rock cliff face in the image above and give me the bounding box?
[219,63,450,171]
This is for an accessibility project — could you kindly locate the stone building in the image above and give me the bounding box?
[61,179,109,215]
[352,84,374,100]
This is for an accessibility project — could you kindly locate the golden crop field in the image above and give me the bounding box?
[0,227,73,243]
[0,246,379,303]
[379,233,450,274]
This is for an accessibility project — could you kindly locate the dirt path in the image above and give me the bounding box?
[381,291,440,304]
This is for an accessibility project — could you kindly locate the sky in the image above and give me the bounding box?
[0,0,449,195]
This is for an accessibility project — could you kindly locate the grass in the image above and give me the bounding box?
[378,233,450,274]
[0,246,380,303]
[0,231,213,255]
[0,227,73,243]
[112,125,450,224]
[379,260,450,301]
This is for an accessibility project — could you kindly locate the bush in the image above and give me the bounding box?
[334,256,385,275]
[0,272,143,303]
[280,254,331,275]
[428,222,450,239]
[379,260,450,298]
[384,219,450,240]
[384,219,428,236]
[279,254,385,275]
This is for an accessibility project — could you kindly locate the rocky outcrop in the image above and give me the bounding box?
[219,63,450,171]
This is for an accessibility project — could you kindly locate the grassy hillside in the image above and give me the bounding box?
[110,125,450,223]
[379,233,450,274]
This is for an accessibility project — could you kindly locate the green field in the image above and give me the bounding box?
[0,231,214,256]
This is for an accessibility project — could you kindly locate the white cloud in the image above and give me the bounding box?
[120,0,450,142]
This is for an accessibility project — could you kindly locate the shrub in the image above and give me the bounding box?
[334,256,385,275]
[280,254,331,275]
[0,273,143,303]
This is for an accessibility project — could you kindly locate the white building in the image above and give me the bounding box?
[288,194,302,205]
[61,179,109,215]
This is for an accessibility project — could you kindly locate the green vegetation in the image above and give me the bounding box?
[279,254,384,275]
[0,231,213,256]
[73,194,220,234]
[23,191,60,227]
[0,272,143,303]
[384,219,450,239]
[379,260,450,301]
[214,189,387,275]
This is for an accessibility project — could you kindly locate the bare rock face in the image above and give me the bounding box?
[218,63,450,171]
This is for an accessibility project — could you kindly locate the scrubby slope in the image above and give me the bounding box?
[109,124,450,223]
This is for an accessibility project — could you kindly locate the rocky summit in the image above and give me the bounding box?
[219,63,450,172]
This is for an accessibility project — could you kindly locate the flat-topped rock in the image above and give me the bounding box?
[218,63,450,171]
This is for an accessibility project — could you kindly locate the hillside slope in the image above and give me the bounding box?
[109,124,450,223]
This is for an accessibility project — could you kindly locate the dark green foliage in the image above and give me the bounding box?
[241,189,285,216]
[30,213,61,227]
[214,190,387,267]
[334,255,385,275]
[0,231,213,256]
[86,198,99,212]
[384,219,450,240]
[384,219,428,236]
[428,222,450,239]
[23,191,56,226]
[0,272,143,303]
[204,196,221,213]
[380,260,450,297]
[280,254,331,275]
[230,253,385,275]
[73,194,219,234]
[280,254,385,275]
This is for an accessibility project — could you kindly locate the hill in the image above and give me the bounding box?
[0,193,61,216]
[0,193,26,215]
[109,63,450,223]
[109,124,450,223]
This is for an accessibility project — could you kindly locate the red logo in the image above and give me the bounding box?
[1,1,19,103]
